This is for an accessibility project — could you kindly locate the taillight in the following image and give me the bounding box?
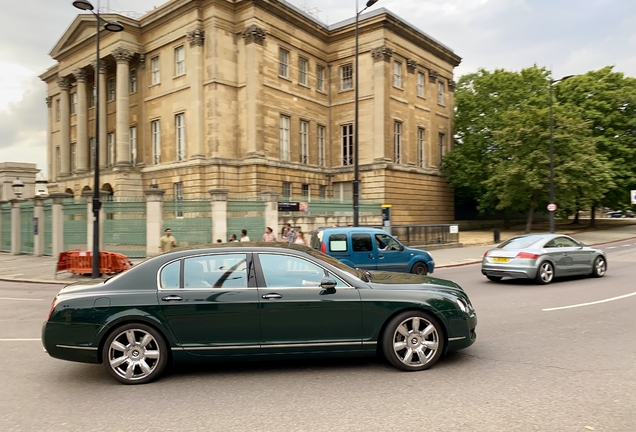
[483,251,489,257]
[46,298,58,321]
[516,251,540,259]
[321,242,326,254]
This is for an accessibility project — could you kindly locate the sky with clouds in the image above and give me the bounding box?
[1,0,634,177]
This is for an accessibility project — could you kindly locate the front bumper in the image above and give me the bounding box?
[446,314,477,352]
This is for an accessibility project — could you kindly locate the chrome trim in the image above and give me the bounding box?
[362,341,377,346]
[182,345,260,351]
[448,337,466,341]
[262,341,360,349]
[56,344,98,351]
[174,341,363,351]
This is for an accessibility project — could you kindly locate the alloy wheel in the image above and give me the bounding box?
[392,316,440,368]
[107,328,161,382]
[538,262,554,284]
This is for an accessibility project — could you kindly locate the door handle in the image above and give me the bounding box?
[161,295,183,302]
[368,253,374,259]
[261,293,283,300]
[378,254,384,258]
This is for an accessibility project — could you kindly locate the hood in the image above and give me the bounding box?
[368,271,464,295]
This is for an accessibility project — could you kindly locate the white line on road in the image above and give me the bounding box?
[0,297,43,301]
[607,246,617,249]
[543,291,636,312]
[2,274,24,277]
[0,338,40,341]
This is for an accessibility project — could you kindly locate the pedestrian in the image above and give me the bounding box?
[229,234,238,242]
[240,229,251,242]
[284,223,297,243]
[262,227,277,242]
[159,228,177,253]
[294,231,307,246]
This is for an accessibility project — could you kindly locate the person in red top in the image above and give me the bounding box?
[262,227,277,242]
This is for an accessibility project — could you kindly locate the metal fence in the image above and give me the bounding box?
[103,197,147,258]
[1,203,10,253]
[227,199,266,242]
[390,224,459,246]
[163,200,212,247]
[63,197,87,251]
[44,200,53,256]
[20,201,34,254]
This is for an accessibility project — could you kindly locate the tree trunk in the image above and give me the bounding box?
[572,206,580,225]
[589,206,597,227]
[525,206,535,233]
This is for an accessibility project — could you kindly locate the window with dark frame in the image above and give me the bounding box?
[70,92,77,115]
[151,119,161,164]
[298,57,308,85]
[129,69,137,93]
[174,182,184,218]
[107,77,115,100]
[317,124,326,167]
[282,182,292,199]
[394,121,402,164]
[417,127,425,168]
[151,56,160,85]
[70,143,76,173]
[301,184,310,200]
[130,126,137,166]
[175,46,185,76]
[175,113,186,161]
[340,64,353,90]
[316,65,325,91]
[417,72,425,97]
[279,48,290,78]
[319,185,326,199]
[438,132,445,166]
[300,120,309,164]
[437,81,445,105]
[393,61,402,88]
[55,99,60,122]
[280,115,290,161]
[341,124,353,166]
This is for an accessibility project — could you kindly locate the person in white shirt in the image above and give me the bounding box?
[240,229,250,242]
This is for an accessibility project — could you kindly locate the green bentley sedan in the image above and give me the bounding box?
[42,243,477,384]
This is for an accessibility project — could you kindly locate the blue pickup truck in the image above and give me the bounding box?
[309,227,435,275]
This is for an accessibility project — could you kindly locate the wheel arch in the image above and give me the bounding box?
[96,317,173,365]
[375,307,449,356]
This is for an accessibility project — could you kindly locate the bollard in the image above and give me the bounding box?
[493,229,501,243]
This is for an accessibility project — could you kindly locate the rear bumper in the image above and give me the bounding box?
[481,260,537,279]
[41,321,100,364]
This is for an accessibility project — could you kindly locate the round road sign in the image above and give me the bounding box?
[547,203,557,212]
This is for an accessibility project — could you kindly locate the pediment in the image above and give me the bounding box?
[49,16,98,60]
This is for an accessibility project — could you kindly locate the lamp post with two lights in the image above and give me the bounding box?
[71,0,123,278]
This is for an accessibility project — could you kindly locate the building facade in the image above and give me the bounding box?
[40,0,461,224]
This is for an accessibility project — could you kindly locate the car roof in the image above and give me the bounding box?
[312,227,386,234]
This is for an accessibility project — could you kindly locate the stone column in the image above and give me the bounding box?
[57,77,72,176]
[145,189,165,257]
[73,68,89,173]
[33,198,45,256]
[210,189,229,243]
[50,193,72,258]
[46,97,53,180]
[260,191,280,236]
[92,61,109,169]
[10,199,22,255]
[371,47,393,161]
[113,47,133,167]
[242,25,267,156]
[188,28,206,159]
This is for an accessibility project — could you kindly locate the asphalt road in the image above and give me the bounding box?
[1,240,635,432]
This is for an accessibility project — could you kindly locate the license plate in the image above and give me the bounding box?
[491,257,509,263]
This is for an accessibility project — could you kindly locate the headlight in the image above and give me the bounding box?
[456,298,468,313]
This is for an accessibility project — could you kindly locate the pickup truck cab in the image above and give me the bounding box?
[309,227,434,275]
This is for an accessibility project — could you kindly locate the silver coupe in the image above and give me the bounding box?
[481,234,607,284]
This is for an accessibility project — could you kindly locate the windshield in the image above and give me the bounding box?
[304,248,368,281]
[498,235,544,250]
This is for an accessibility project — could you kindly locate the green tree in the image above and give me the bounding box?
[445,65,613,231]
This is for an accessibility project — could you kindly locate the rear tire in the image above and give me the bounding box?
[411,262,428,275]
[382,310,444,372]
[102,323,168,385]
[591,256,607,277]
[486,275,502,282]
[535,261,554,285]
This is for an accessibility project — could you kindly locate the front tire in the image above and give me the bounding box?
[102,323,168,385]
[535,261,554,285]
[382,311,444,371]
[411,262,428,275]
[591,256,607,277]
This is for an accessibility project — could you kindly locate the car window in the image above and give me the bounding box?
[183,254,248,289]
[375,233,401,251]
[328,234,348,252]
[304,248,368,281]
[352,234,373,252]
[160,260,181,289]
[499,235,543,250]
[554,237,579,248]
[258,253,341,288]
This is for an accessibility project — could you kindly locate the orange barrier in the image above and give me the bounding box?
[57,250,133,276]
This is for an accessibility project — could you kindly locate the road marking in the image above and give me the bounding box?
[621,244,631,247]
[0,297,43,301]
[543,291,636,312]
[607,247,616,249]
[2,273,24,277]
[0,338,40,341]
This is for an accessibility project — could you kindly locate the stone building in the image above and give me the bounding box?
[40,0,461,224]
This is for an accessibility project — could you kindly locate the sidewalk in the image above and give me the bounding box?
[0,224,634,285]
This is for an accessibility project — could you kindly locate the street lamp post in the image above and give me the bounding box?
[548,74,574,234]
[72,0,123,278]
[353,0,379,227]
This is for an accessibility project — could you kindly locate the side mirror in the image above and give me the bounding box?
[319,276,337,290]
